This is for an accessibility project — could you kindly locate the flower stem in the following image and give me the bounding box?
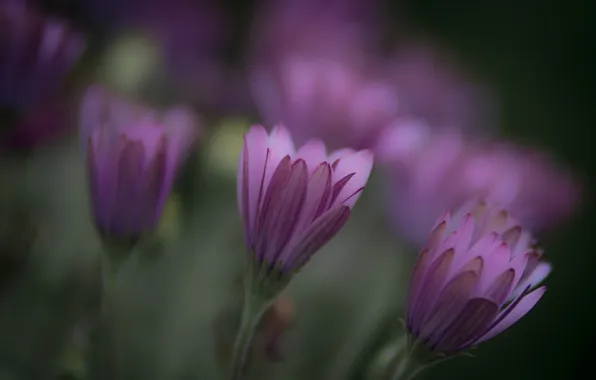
[387,339,426,380]
[229,263,274,380]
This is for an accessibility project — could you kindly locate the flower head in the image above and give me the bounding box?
[249,1,396,150]
[238,125,373,285]
[80,85,196,243]
[406,201,549,355]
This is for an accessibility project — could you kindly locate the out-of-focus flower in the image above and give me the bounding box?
[460,143,581,232]
[80,85,197,243]
[249,0,396,150]
[238,125,372,287]
[0,0,84,150]
[386,40,497,133]
[406,201,549,355]
[0,0,85,111]
[377,121,581,246]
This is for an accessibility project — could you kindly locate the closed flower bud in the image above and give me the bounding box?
[80,85,196,245]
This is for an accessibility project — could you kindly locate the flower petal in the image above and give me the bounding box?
[295,140,328,171]
[410,248,455,331]
[330,149,373,208]
[284,206,351,272]
[476,286,546,343]
[240,125,269,245]
[422,270,479,347]
[434,298,499,353]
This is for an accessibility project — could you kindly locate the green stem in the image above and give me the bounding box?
[387,339,426,380]
[229,263,274,380]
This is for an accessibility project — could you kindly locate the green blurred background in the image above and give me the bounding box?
[1,0,594,379]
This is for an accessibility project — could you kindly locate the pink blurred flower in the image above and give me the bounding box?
[80,85,197,243]
[238,124,373,276]
[407,201,549,354]
[249,0,397,150]
[378,121,581,246]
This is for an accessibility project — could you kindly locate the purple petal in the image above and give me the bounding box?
[410,249,455,332]
[264,125,296,187]
[114,139,146,235]
[256,158,308,264]
[330,149,373,208]
[284,206,351,272]
[239,125,269,245]
[477,243,510,295]
[406,249,431,329]
[435,298,499,353]
[295,140,329,171]
[281,163,332,256]
[421,270,479,347]
[476,286,546,343]
[484,269,515,305]
[511,262,551,300]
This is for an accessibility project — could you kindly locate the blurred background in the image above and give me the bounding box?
[0,0,593,379]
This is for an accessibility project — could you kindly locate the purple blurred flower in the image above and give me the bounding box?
[238,124,373,277]
[249,0,396,149]
[386,40,497,133]
[0,0,85,111]
[80,85,196,242]
[407,201,549,355]
[377,121,581,246]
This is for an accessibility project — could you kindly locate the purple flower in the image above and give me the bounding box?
[80,85,196,242]
[406,201,549,355]
[249,1,396,150]
[377,121,581,246]
[0,0,85,111]
[238,124,373,276]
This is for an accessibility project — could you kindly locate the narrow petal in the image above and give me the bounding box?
[421,270,479,347]
[254,156,292,258]
[484,269,516,304]
[284,206,351,272]
[240,125,269,244]
[410,249,455,330]
[265,125,296,181]
[279,163,332,262]
[434,298,499,353]
[476,286,546,343]
[330,149,373,208]
[406,249,431,330]
[265,160,309,264]
[476,242,511,293]
[501,225,522,248]
[114,139,145,235]
[511,262,551,299]
[295,140,328,171]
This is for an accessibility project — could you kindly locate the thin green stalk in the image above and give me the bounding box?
[229,262,274,380]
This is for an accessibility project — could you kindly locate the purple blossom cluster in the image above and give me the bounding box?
[0,0,583,379]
